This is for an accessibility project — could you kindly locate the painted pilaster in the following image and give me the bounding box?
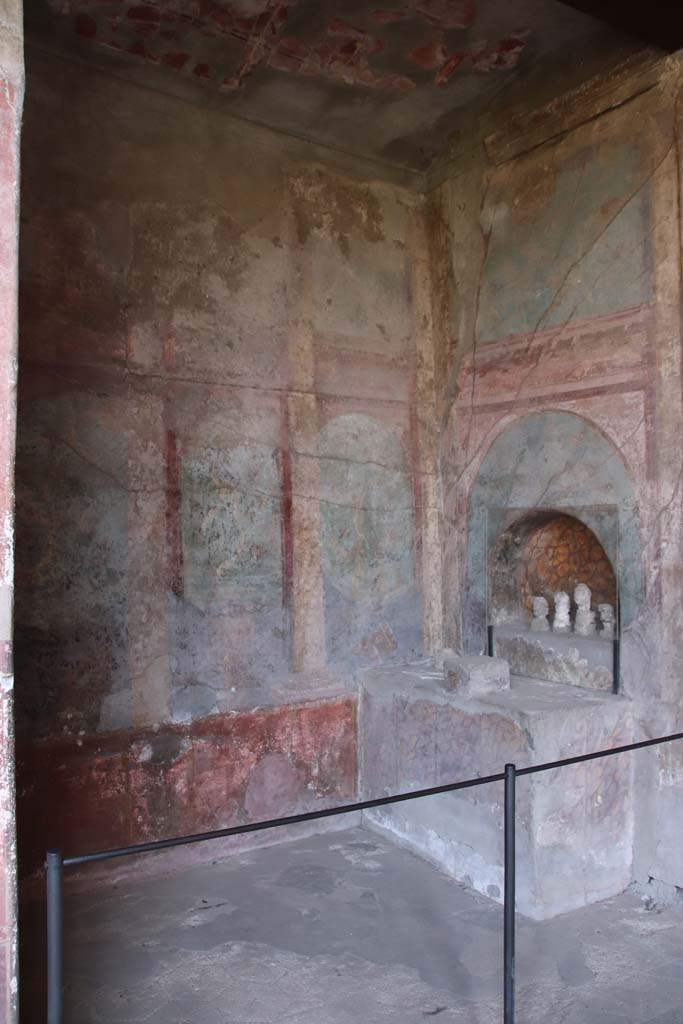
[284,199,326,672]
[410,207,444,654]
[649,64,683,708]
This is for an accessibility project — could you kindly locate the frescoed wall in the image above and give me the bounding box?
[14,48,431,883]
[319,413,421,667]
[476,136,651,343]
[13,33,683,1006]
[436,66,683,906]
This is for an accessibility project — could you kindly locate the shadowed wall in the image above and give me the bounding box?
[15,47,437,883]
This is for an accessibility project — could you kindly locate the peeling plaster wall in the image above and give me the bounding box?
[19,698,358,879]
[15,45,440,889]
[434,58,683,899]
[15,30,683,1003]
[0,0,23,1019]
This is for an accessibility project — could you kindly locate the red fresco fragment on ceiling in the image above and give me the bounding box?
[327,17,368,39]
[410,30,447,70]
[163,51,190,69]
[222,0,294,90]
[412,0,475,30]
[266,25,412,92]
[435,50,466,85]
[371,9,407,24]
[471,31,529,73]
[128,37,158,60]
[58,0,529,94]
[199,0,295,41]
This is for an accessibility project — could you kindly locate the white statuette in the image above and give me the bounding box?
[530,595,550,632]
[552,591,571,633]
[598,603,615,640]
[574,582,596,636]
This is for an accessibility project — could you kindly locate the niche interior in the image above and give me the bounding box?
[489,509,619,692]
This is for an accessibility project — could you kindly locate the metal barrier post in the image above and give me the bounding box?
[44,733,683,1023]
[47,849,64,1024]
[504,764,516,1024]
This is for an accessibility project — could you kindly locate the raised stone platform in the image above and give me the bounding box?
[359,660,633,919]
[493,625,614,690]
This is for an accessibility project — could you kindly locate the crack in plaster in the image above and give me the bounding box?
[441,79,683,503]
[44,430,438,517]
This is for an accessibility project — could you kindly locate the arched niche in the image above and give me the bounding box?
[464,410,642,655]
[490,510,617,626]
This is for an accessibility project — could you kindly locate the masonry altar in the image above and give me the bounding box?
[359,657,633,919]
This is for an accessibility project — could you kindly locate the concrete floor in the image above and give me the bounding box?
[62,827,683,1024]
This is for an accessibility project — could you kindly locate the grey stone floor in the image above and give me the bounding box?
[62,826,683,1024]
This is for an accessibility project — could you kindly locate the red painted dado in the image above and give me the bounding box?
[16,696,358,878]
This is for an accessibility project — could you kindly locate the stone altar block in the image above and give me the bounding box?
[359,660,634,919]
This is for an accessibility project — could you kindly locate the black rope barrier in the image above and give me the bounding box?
[46,729,683,1024]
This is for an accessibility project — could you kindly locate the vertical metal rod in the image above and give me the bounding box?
[47,849,64,1024]
[504,765,516,1024]
[487,624,495,657]
[612,587,621,694]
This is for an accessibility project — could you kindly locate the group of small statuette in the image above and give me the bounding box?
[530,585,614,638]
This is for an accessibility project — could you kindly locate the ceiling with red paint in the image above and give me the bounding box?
[27,0,643,172]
